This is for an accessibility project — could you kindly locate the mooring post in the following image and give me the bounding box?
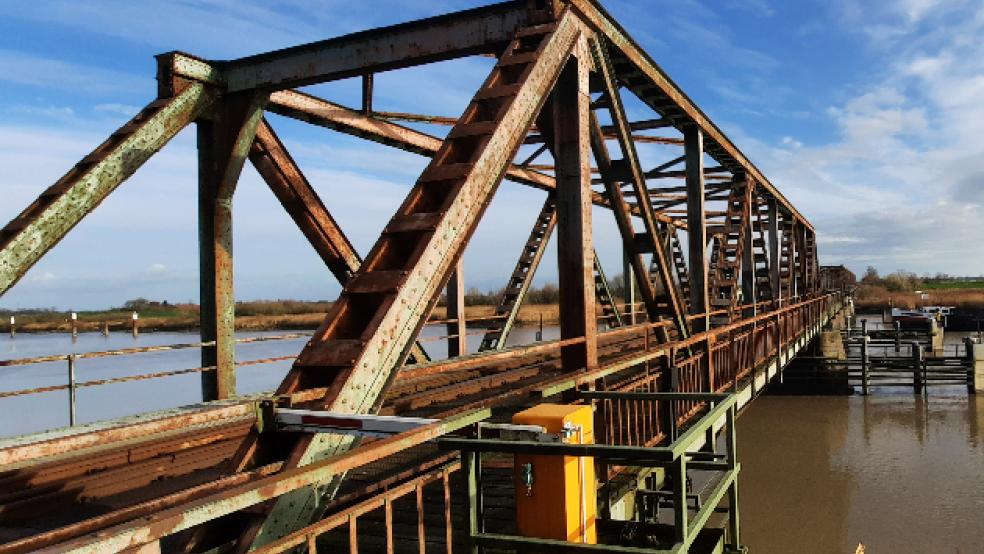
[131,311,139,338]
[965,338,984,394]
[67,354,77,426]
[70,311,78,339]
[911,341,923,394]
[101,321,109,337]
[860,320,869,395]
[7,315,13,339]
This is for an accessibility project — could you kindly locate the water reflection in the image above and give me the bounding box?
[739,392,984,553]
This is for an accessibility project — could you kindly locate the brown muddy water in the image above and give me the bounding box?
[738,393,984,553]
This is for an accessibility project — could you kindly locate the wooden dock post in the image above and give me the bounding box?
[131,311,139,338]
[860,319,869,395]
[67,354,77,426]
[101,321,110,337]
[70,312,78,339]
[911,341,923,394]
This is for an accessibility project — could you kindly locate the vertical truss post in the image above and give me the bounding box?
[198,92,267,402]
[554,51,597,371]
[446,259,467,358]
[741,179,756,317]
[684,124,708,332]
[796,224,808,297]
[789,221,799,298]
[623,249,636,325]
[361,74,373,115]
[767,199,780,306]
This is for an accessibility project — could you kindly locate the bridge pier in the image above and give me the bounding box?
[930,319,945,357]
[965,339,984,394]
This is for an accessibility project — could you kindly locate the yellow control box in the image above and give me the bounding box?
[512,404,597,543]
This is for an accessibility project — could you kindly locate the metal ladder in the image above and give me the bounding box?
[594,256,623,329]
[707,181,753,323]
[479,196,557,351]
[751,200,773,302]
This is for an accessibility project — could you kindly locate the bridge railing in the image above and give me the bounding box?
[0,312,521,432]
[590,293,841,456]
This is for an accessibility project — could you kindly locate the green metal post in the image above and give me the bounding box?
[726,405,741,550]
[911,341,923,394]
[465,451,480,554]
[672,455,688,546]
[860,336,870,396]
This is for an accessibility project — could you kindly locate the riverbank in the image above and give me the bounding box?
[3,304,565,333]
[854,285,984,311]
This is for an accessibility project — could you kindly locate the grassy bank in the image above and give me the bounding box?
[2,303,566,333]
[855,285,984,311]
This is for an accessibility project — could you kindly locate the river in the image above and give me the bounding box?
[739,392,984,553]
[0,324,561,437]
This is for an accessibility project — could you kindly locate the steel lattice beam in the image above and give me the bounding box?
[264,89,683,228]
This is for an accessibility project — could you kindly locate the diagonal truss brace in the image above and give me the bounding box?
[234,14,583,550]
[587,38,690,342]
[249,119,430,363]
[264,89,682,228]
[0,84,215,295]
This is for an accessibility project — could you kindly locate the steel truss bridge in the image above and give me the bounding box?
[0,1,845,552]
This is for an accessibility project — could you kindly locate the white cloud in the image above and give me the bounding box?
[29,271,56,284]
[897,0,944,23]
[0,50,148,94]
[741,1,984,275]
[94,103,141,117]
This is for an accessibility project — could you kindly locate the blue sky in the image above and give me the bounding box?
[1,0,982,309]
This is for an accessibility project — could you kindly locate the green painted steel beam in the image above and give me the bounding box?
[473,533,671,553]
[0,84,215,296]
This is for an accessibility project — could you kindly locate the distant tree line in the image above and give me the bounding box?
[860,267,922,292]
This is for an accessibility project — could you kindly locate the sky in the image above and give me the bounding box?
[1,0,983,310]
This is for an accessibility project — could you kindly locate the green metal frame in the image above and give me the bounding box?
[439,391,743,554]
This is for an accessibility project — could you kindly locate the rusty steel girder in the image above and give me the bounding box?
[224,12,584,550]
